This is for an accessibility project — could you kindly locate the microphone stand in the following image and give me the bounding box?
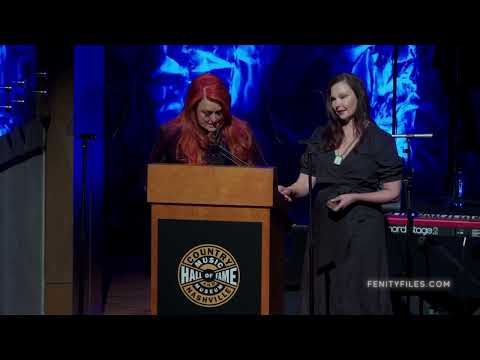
[298,139,320,315]
[77,133,96,315]
[403,137,415,314]
[393,133,432,315]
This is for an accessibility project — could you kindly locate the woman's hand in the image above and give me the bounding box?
[327,193,358,211]
[278,185,295,202]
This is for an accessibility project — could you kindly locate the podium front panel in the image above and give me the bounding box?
[150,204,278,315]
[156,219,262,315]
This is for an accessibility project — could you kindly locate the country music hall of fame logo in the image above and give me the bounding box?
[177,244,240,307]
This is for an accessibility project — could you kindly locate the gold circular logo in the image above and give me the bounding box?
[177,244,240,307]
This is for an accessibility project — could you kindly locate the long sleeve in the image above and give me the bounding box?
[149,125,180,163]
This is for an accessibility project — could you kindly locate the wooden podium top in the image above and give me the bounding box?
[147,164,278,207]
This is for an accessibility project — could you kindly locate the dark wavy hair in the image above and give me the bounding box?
[321,73,373,151]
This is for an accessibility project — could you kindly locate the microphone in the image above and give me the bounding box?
[392,133,433,138]
[212,143,249,167]
[208,128,249,166]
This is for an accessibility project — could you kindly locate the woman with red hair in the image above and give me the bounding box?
[149,73,265,166]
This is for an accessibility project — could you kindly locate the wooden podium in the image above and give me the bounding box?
[147,164,286,315]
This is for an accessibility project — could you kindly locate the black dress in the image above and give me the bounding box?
[298,123,403,315]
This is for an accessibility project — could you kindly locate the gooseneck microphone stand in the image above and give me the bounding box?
[209,128,249,167]
[214,143,249,167]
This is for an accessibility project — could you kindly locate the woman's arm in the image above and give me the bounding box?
[328,180,401,211]
[278,173,317,202]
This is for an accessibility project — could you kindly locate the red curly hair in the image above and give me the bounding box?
[163,73,256,165]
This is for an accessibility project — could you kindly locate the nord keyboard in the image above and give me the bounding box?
[386,212,480,238]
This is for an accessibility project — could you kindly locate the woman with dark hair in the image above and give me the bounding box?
[149,73,265,166]
[278,73,403,315]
